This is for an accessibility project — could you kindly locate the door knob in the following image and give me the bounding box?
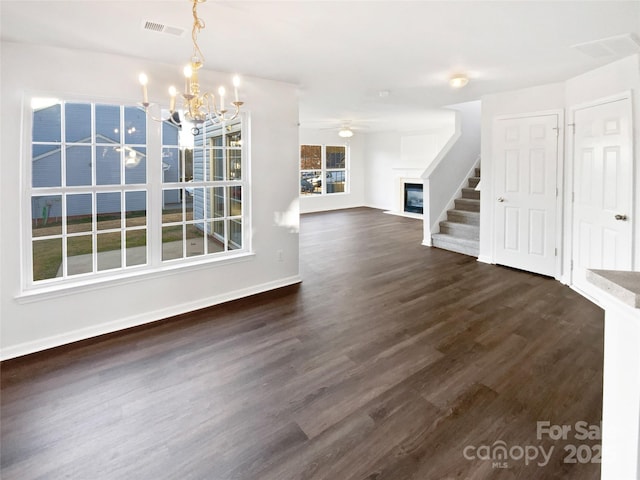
[614,214,627,221]
[497,197,504,202]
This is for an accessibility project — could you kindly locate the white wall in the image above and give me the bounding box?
[0,42,301,359]
[363,127,454,212]
[299,128,365,214]
[363,132,401,210]
[478,82,566,263]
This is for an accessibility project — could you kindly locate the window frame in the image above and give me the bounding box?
[299,143,349,196]
[21,95,251,295]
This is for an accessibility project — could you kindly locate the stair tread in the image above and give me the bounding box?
[448,209,480,216]
[440,221,479,230]
[432,233,479,246]
[455,198,480,204]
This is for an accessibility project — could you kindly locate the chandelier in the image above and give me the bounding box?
[138,0,244,132]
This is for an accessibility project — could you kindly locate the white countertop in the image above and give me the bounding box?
[586,269,640,309]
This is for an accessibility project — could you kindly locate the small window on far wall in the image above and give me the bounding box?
[300,144,348,195]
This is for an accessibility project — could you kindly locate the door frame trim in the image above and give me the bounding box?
[490,109,564,279]
[564,91,634,287]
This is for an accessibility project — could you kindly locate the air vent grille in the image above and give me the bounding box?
[572,33,640,59]
[142,20,185,37]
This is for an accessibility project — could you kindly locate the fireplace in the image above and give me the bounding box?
[404,183,423,214]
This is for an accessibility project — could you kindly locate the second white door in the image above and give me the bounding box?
[493,114,559,277]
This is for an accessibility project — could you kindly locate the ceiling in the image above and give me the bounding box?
[2,1,639,132]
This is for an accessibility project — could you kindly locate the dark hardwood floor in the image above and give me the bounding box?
[1,208,604,479]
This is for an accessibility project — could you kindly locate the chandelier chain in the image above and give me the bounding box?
[191,0,206,63]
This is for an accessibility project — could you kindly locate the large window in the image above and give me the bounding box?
[300,144,347,195]
[27,99,247,288]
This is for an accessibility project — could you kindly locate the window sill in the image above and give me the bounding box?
[16,251,256,304]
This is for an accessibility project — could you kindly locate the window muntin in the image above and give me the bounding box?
[27,99,248,288]
[300,144,348,195]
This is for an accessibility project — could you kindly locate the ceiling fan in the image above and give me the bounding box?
[320,121,370,138]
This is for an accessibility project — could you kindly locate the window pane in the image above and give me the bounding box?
[97,192,121,231]
[65,145,92,186]
[191,188,204,221]
[32,195,62,237]
[125,147,146,184]
[65,103,91,143]
[95,104,120,143]
[301,145,321,169]
[193,147,205,181]
[67,235,93,276]
[124,106,146,144]
[67,194,92,233]
[228,149,241,180]
[302,171,322,195]
[162,225,183,261]
[96,146,121,185]
[97,232,121,271]
[162,189,183,224]
[33,146,61,187]
[187,223,205,257]
[327,170,346,194]
[33,103,61,142]
[229,219,242,250]
[326,146,346,169]
[162,119,180,146]
[205,187,225,219]
[126,230,146,266]
[300,173,314,195]
[125,191,146,227]
[207,220,225,253]
[183,149,194,182]
[33,238,62,281]
[162,148,180,183]
[228,186,242,217]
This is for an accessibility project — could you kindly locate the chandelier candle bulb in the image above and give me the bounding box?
[233,76,240,102]
[169,86,177,112]
[219,86,226,111]
[139,73,149,105]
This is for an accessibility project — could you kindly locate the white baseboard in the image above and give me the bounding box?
[1,275,302,361]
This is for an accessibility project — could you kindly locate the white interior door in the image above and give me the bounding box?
[571,97,633,293]
[493,114,559,277]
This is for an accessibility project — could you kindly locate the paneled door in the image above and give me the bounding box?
[571,97,633,293]
[493,114,559,277]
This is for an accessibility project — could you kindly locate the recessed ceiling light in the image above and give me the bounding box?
[378,90,390,98]
[449,74,469,88]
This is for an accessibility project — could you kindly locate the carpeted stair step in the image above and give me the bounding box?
[454,198,480,212]
[461,187,480,200]
[432,233,480,257]
[439,221,479,240]
[447,209,480,226]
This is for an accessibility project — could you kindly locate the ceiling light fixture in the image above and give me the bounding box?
[338,127,354,138]
[449,74,469,88]
[138,0,244,133]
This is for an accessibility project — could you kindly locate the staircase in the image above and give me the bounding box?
[431,167,480,257]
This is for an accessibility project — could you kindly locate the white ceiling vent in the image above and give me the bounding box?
[142,20,185,37]
[572,33,640,59]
